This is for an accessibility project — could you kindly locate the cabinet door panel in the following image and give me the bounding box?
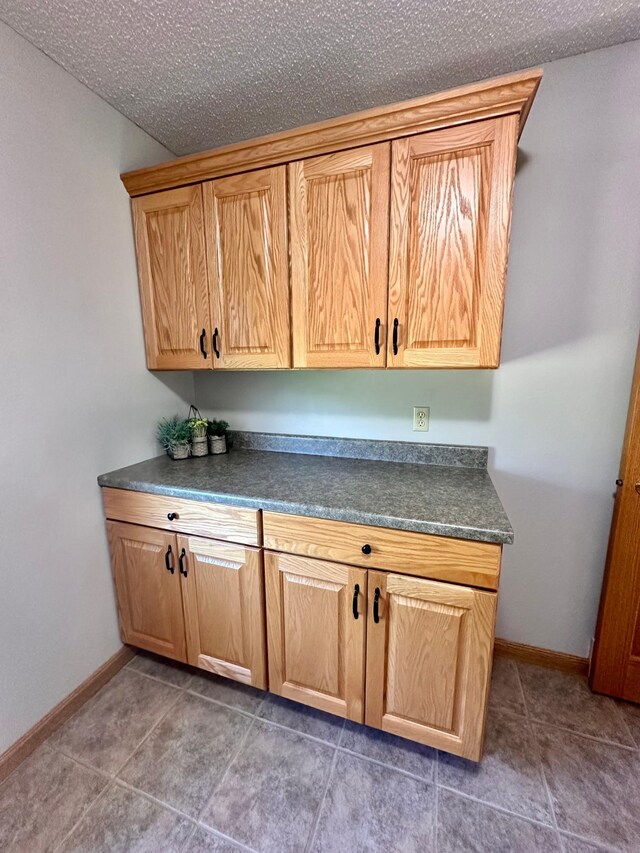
[290,145,389,367]
[265,552,367,721]
[204,167,290,369]
[132,185,212,369]
[366,572,496,760]
[107,521,186,662]
[388,116,518,368]
[179,536,267,688]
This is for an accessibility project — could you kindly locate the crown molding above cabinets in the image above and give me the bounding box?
[125,69,542,371]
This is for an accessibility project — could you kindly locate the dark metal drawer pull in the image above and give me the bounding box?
[178,548,188,578]
[373,587,381,623]
[352,584,360,620]
[167,512,178,521]
[199,329,208,359]
[212,328,220,358]
[164,545,174,574]
[361,543,372,555]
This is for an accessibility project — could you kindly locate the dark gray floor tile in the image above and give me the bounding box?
[616,698,640,748]
[535,723,640,849]
[188,669,265,714]
[201,720,333,852]
[58,783,193,852]
[128,651,194,688]
[259,693,344,743]
[340,720,436,780]
[439,709,552,823]
[518,663,633,746]
[437,788,560,853]
[50,669,179,773]
[118,692,251,817]
[0,745,107,852]
[310,750,435,852]
[185,826,245,852]
[489,656,527,716]
[561,834,614,852]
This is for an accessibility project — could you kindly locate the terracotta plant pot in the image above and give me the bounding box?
[168,442,190,460]
[208,435,227,455]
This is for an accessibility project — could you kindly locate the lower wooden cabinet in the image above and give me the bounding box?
[179,535,267,688]
[264,552,496,759]
[107,520,267,689]
[108,521,187,662]
[265,552,368,721]
[365,571,496,761]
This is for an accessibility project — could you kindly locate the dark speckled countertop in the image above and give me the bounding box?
[98,433,513,545]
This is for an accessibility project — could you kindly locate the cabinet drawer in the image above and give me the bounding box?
[102,487,259,546]
[262,512,501,589]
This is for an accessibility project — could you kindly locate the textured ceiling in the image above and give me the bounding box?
[1,0,639,156]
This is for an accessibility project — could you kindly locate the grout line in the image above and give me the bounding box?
[304,745,339,853]
[335,743,435,785]
[114,776,199,824]
[124,664,193,691]
[558,829,620,852]
[47,744,115,782]
[179,823,199,853]
[526,716,561,848]
[52,780,114,852]
[251,715,345,751]
[437,785,558,832]
[185,687,261,720]
[194,823,259,852]
[196,716,258,824]
[512,660,530,719]
[528,717,638,752]
[113,689,184,780]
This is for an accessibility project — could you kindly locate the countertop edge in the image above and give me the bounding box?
[97,476,515,546]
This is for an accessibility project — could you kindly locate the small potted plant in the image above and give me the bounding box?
[207,419,230,455]
[156,416,191,460]
[189,416,209,457]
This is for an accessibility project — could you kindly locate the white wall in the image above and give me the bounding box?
[0,23,193,753]
[196,40,640,658]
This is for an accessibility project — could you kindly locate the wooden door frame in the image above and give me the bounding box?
[590,334,640,700]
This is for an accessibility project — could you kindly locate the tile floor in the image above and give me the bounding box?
[2,652,640,852]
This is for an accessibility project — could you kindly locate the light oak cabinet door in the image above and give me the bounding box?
[265,552,367,721]
[178,536,267,689]
[388,116,518,368]
[365,572,496,760]
[107,521,187,662]
[203,167,290,369]
[289,145,390,368]
[132,186,212,369]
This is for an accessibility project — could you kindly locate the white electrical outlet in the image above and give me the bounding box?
[413,406,430,432]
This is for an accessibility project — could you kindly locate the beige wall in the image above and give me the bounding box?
[196,40,640,658]
[0,22,193,752]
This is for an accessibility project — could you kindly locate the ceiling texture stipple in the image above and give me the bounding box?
[0,0,638,156]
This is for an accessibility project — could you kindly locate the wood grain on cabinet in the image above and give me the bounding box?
[262,512,501,590]
[365,572,496,760]
[101,487,260,546]
[265,551,367,721]
[107,521,187,662]
[387,116,518,368]
[203,166,291,369]
[178,536,267,688]
[132,186,212,369]
[289,145,390,367]
[122,70,542,196]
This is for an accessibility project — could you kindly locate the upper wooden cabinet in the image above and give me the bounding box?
[124,70,541,371]
[289,145,390,368]
[132,186,212,369]
[203,167,290,369]
[388,116,518,368]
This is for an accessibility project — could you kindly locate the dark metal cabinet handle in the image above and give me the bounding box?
[392,318,399,355]
[361,544,372,555]
[373,587,381,624]
[352,584,360,620]
[178,548,188,578]
[167,512,178,521]
[164,545,174,575]
[615,479,623,487]
[212,328,220,358]
[199,329,208,359]
[374,318,381,355]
